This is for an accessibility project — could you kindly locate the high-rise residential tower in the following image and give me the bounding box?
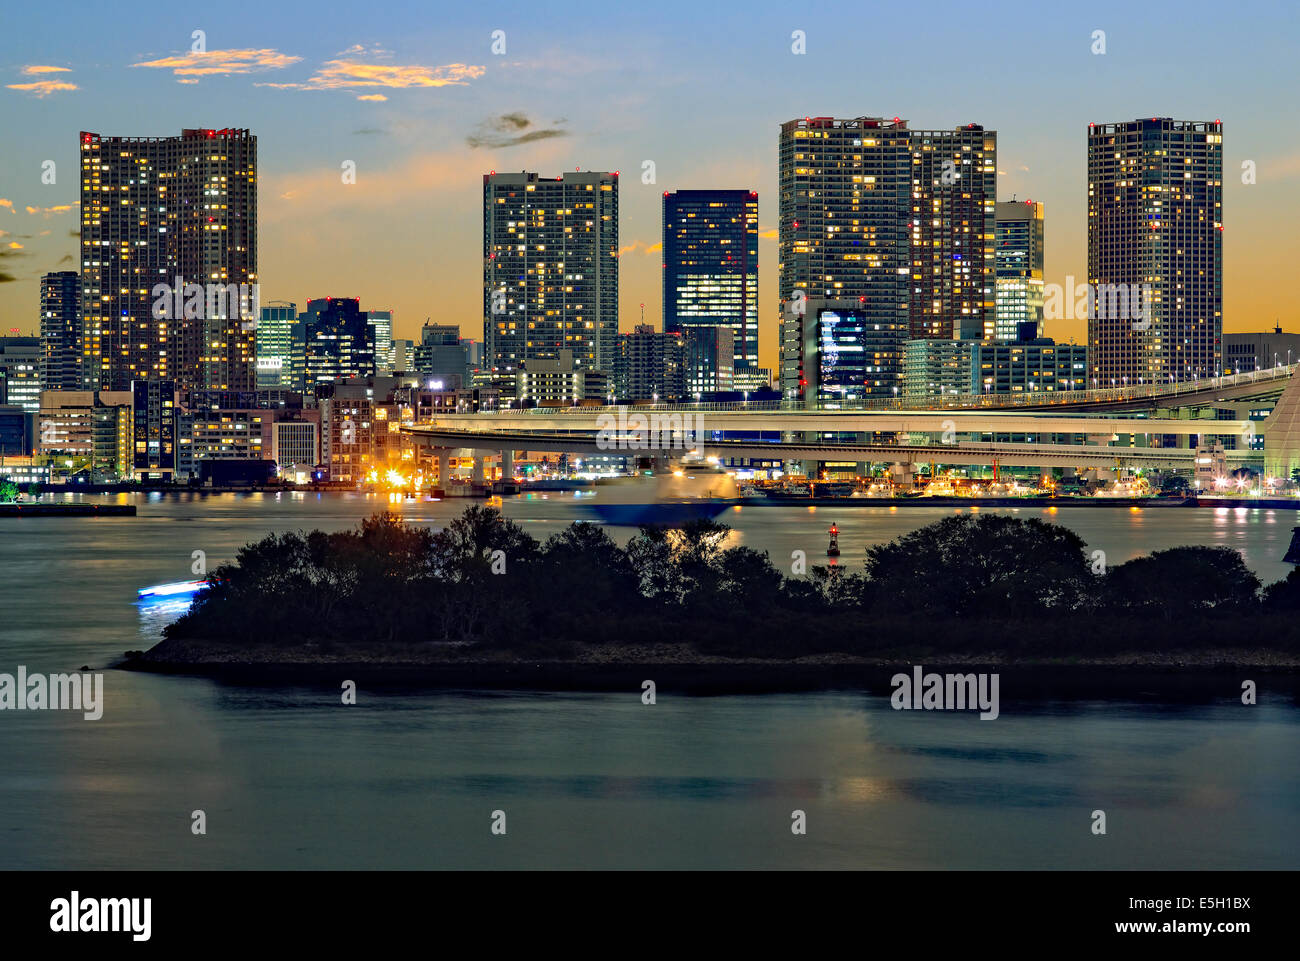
[483,171,619,387]
[79,128,257,392]
[1087,118,1223,385]
[778,117,996,403]
[40,270,81,391]
[994,201,1045,342]
[662,189,759,375]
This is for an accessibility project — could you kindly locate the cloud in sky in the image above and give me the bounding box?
[0,199,14,212]
[357,94,387,101]
[467,112,568,149]
[0,243,26,283]
[617,240,663,256]
[7,67,77,97]
[132,48,301,80]
[25,204,76,217]
[260,59,484,93]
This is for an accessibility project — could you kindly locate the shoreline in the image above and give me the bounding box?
[121,639,1300,697]
[16,488,1300,510]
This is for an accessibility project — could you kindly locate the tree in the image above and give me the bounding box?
[1102,546,1261,617]
[0,481,18,503]
[863,514,1094,616]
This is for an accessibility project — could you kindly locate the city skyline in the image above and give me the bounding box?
[2,1,1298,376]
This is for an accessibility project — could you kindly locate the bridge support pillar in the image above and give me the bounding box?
[1263,365,1300,479]
[472,453,485,485]
[436,448,451,486]
[890,462,915,486]
[500,449,514,480]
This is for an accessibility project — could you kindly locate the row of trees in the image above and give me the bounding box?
[164,508,1300,657]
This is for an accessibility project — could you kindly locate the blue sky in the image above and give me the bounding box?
[2,0,1297,367]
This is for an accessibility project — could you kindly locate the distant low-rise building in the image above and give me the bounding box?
[1223,329,1300,375]
[616,325,685,401]
[902,332,1088,400]
[517,350,607,406]
[37,389,133,479]
[0,337,43,414]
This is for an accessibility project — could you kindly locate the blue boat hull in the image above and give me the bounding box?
[584,501,735,527]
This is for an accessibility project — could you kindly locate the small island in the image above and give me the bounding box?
[124,506,1300,694]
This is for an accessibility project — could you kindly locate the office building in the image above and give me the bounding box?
[801,299,906,406]
[413,323,473,388]
[391,338,414,374]
[902,333,1087,400]
[662,189,759,372]
[683,326,735,398]
[301,297,377,390]
[368,309,394,373]
[483,171,619,381]
[1222,329,1300,375]
[516,350,608,406]
[0,337,42,413]
[79,128,257,391]
[994,201,1045,341]
[256,301,297,390]
[1087,118,1223,385]
[40,271,81,391]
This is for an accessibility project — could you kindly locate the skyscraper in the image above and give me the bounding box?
[994,201,1045,342]
[662,189,758,375]
[778,117,996,402]
[40,270,81,391]
[483,171,619,387]
[1087,118,1223,385]
[79,128,257,392]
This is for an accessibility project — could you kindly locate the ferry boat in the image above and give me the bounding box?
[583,464,738,527]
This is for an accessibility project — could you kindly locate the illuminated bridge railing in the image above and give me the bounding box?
[489,365,1296,415]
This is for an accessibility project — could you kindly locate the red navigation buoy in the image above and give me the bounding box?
[827,523,841,558]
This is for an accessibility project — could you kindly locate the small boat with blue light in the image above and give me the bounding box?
[137,579,210,601]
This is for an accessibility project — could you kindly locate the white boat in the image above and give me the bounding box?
[584,464,738,526]
[1094,477,1150,498]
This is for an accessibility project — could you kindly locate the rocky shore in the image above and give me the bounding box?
[121,636,1300,698]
